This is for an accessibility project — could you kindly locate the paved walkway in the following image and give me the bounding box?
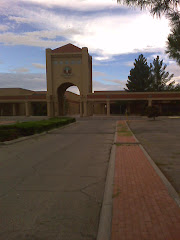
[111,121,180,240]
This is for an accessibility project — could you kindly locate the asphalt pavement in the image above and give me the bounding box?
[0,118,116,240]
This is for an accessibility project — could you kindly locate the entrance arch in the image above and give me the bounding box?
[46,43,92,117]
[57,82,80,116]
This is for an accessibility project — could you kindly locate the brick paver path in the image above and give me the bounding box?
[111,121,180,240]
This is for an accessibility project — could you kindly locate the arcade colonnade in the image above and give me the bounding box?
[0,90,180,116]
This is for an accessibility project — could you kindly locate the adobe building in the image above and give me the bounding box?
[0,43,180,117]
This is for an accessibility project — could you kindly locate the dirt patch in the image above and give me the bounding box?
[128,118,180,194]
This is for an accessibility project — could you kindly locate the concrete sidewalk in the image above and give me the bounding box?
[111,121,180,240]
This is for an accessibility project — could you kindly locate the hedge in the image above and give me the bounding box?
[0,117,75,142]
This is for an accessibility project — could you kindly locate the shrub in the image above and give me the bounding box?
[0,129,19,141]
[145,106,160,120]
[0,117,76,142]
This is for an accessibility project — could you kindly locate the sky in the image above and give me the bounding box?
[0,0,179,94]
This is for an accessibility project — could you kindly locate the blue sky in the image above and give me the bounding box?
[0,0,179,94]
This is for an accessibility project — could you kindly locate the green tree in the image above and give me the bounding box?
[149,55,174,91]
[166,21,180,65]
[124,54,151,91]
[117,0,180,65]
[145,105,160,120]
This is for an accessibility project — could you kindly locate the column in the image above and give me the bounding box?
[127,102,131,114]
[159,104,162,115]
[25,101,31,117]
[80,101,83,117]
[148,99,152,107]
[107,100,110,116]
[47,101,53,117]
[83,101,87,117]
[54,101,59,116]
[12,103,16,116]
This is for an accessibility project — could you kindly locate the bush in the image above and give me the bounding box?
[145,106,159,120]
[0,117,76,142]
[0,129,19,141]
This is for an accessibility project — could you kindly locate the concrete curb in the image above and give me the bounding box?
[126,121,180,208]
[96,124,117,240]
[0,121,78,146]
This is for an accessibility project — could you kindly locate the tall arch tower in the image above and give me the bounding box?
[46,43,92,117]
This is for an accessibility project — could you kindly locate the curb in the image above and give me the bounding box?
[96,124,117,240]
[0,121,78,146]
[126,121,180,208]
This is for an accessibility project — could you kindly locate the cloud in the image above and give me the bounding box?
[32,63,46,69]
[123,61,134,67]
[0,0,170,59]
[10,67,30,73]
[19,0,122,11]
[67,86,80,95]
[103,78,127,85]
[0,24,9,31]
[0,73,46,90]
[93,71,107,77]
[0,31,67,48]
[93,80,125,92]
[166,63,180,84]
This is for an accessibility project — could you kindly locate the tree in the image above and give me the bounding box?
[166,21,180,65]
[124,54,152,91]
[145,105,160,120]
[149,55,174,91]
[117,0,180,65]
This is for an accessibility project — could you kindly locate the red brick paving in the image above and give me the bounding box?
[116,120,136,143]
[116,135,136,143]
[111,121,180,240]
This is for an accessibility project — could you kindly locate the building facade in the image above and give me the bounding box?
[0,43,180,117]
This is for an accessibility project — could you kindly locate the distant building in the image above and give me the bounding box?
[0,43,180,116]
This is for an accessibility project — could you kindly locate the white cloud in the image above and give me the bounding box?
[0,1,171,59]
[0,73,46,90]
[93,71,107,77]
[123,61,134,67]
[93,80,125,92]
[20,0,120,11]
[10,67,30,73]
[103,78,127,85]
[67,86,80,95]
[0,24,9,31]
[166,63,180,84]
[0,31,67,48]
[32,63,46,69]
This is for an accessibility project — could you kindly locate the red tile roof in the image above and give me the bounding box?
[52,43,82,53]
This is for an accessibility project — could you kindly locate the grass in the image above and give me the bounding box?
[115,143,135,146]
[0,117,75,142]
[117,132,133,136]
[117,122,133,136]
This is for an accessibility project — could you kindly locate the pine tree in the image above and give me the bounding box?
[124,54,151,92]
[150,56,174,91]
[166,22,180,65]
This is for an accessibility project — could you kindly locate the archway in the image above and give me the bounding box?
[46,44,92,117]
[57,82,80,116]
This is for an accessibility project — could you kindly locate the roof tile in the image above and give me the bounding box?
[52,43,82,53]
